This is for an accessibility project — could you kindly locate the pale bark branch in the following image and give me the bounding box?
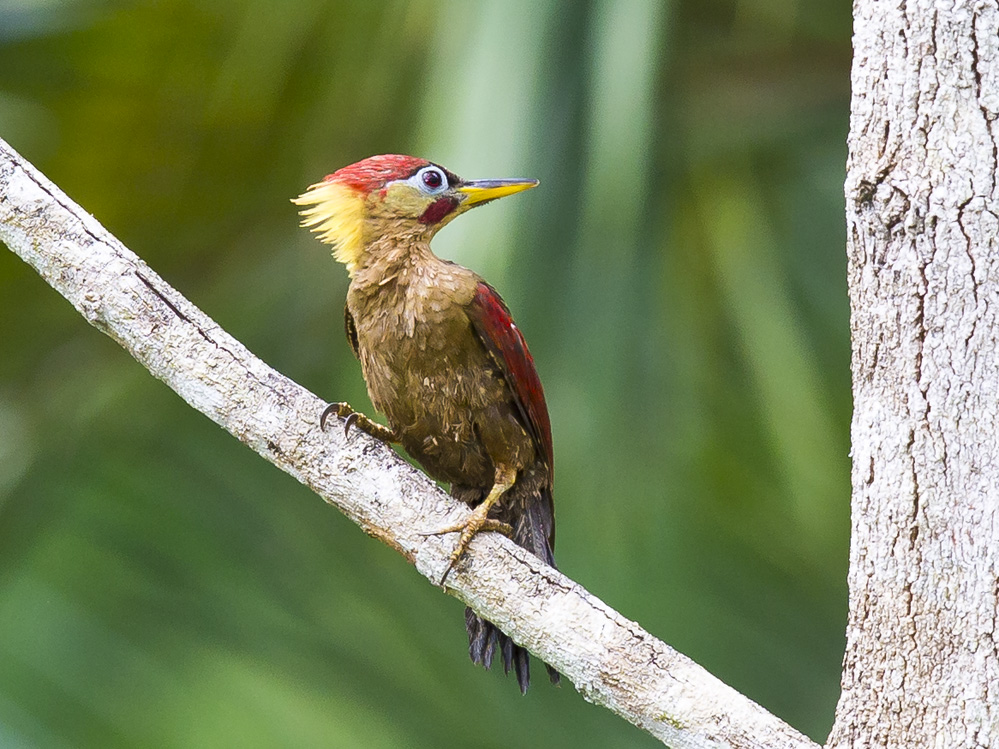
[0,137,818,749]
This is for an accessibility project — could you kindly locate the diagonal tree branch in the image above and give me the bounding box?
[0,137,819,749]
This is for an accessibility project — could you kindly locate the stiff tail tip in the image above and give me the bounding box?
[465,607,561,694]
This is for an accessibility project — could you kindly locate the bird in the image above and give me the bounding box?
[293,154,559,693]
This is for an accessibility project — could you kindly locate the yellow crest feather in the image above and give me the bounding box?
[292,181,366,274]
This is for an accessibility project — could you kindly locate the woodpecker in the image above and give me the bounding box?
[294,155,558,693]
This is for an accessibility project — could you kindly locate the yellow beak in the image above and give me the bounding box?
[457,178,539,206]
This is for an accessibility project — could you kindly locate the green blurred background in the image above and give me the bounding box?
[0,0,851,746]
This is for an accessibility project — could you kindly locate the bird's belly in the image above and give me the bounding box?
[360,342,532,488]
[398,375,493,485]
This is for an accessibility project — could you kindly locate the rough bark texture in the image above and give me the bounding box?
[0,138,820,748]
[830,1,999,746]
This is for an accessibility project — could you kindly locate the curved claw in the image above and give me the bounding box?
[440,561,458,588]
[320,402,349,431]
[343,411,359,437]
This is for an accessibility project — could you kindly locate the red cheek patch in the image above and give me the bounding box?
[419,196,459,224]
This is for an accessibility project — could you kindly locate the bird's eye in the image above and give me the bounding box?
[417,166,447,194]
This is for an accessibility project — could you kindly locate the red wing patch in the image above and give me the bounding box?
[466,282,554,475]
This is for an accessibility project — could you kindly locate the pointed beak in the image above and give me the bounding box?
[457,178,539,206]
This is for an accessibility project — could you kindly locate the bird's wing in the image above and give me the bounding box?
[465,281,554,475]
[344,304,359,359]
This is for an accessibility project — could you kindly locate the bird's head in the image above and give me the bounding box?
[293,154,538,275]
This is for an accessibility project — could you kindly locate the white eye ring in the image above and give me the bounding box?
[412,166,448,195]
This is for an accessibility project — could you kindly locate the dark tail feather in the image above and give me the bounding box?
[465,607,541,694]
[514,487,556,569]
[463,487,561,692]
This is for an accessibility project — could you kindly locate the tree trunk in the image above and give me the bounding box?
[829,1,999,746]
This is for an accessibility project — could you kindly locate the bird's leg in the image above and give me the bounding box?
[426,465,517,585]
[320,401,397,442]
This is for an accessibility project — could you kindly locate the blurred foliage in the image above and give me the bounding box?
[0,0,852,746]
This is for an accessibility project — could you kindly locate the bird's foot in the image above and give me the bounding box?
[422,504,513,586]
[320,401,396,442]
